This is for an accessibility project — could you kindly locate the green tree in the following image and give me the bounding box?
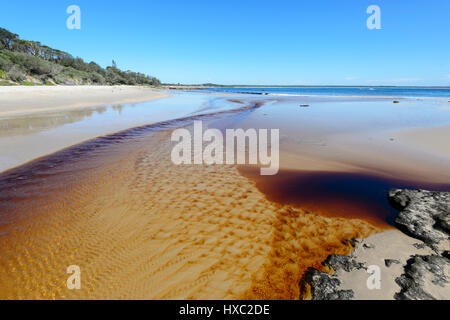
[0,27,18,49]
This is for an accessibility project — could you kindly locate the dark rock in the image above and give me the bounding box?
[388,189,450,251]
[363,243,375,249]
[300,104,310,108]
[436,211,450,232]
[395,255,450,300]
[323,254,365,272]
[413,243,427,250]
[385,259,401,267]
[301,269,354,300]
[393,100,400,103]
[302,189,450,300]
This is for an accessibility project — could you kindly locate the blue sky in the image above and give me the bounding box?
[0,0,449,85]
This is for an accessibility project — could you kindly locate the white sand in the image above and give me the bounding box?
[0,86,170,173]
[0,85,169,117]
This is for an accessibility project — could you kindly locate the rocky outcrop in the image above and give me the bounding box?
[323,254,366,272]
[395,254,450,300]
[299,255,366,300]
[301,268,354,300]
[389,189,450,252]
[301,189,450,300]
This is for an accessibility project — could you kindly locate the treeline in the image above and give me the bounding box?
[0,27,160,86]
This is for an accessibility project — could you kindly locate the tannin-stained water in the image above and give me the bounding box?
[238,166,450,227]
[0,93,449,299]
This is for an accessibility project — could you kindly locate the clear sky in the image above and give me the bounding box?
[0,0,449,85]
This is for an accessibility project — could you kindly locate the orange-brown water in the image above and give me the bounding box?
[0,104,379,300]
[238,167,450,228]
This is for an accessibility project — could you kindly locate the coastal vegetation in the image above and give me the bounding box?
[0,27,160,86]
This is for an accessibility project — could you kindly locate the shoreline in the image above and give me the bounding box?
[170,85,450,89]
[0,118,380,299]
[180,88,450,100]
[0,86,171,173]
[0,90,448,299]
[265,93,450,100]
[1,89,449,182]
[184,89,450,100]
[2,89,449,182]
[0,85,170,117]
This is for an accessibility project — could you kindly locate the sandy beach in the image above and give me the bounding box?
[0,86,170,173]
[0,85,169,117]
[0,118,378,299]
[0,89,449,300]
[1,0,449,306]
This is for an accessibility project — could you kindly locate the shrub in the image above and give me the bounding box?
[0,27,161,86]
[49,63,63,76]
[89,72,106,84]
[21,54,52,75]
[7,65,26,82]
[0,54,12,71]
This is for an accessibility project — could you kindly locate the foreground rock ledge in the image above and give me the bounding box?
[300,189,450,300]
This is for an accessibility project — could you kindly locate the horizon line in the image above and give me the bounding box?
[163,84,450,89]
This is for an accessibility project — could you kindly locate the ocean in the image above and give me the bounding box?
[196,87,450,98]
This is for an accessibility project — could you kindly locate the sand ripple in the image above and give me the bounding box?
[0,116,379,299]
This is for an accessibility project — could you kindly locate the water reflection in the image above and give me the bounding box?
[0,92,254,172]
[0,106,109,136]
[238,166,450,227]
[211,95,450,184]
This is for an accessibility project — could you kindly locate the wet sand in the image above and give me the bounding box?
[391,124,450,159]
[0,85,170,172]
[0,91,234,173]
[215,95,450,228]
[0,102,379,300]
[229,96,450,184]
[0,93,449,300]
